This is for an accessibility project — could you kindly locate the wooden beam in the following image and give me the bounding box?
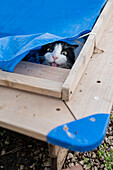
[62,34,95,101]
[15,61,69,83]
[0,70,62,98]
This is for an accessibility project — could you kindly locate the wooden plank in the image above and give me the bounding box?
[92,0,113,46]
[0,86,74,141]
[15,61,70,83]
[0,70,62,98]
[62,0,113,101]
[66,14,113,119]
[62,34,95,101]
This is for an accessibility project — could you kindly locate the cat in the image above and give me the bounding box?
[23,41,78,69]
[39,41,78,69]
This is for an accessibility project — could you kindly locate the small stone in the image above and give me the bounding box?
[83,164,87,169]
[39,153,42,159]
[94,166,98,170]
[17,152,20,157]
[71,157,76,162]
[44,161,51,167]
[88,152,91,157]
[5,141,9,145]
[91,162,94,166]
[21,153,25,157]
[110,146,113,149]
[44,167,51,170]
[105,137,109,143]
[67,153,73,159]
[40,147,44,151]
[1,150,6,155]
[28,145,32,148]
[20,165,24,170]
[79,160,84,165]
[74,152,80,156]
[34,150,39,155]
[30,152,34,157]
[108,136,113,140]
[100,164,104,168]
[69,163,74,168]
[0,166,4,169]
[85,165,91,170]
[29,163,35,169]
[95,159,99,163]
[92,152,96,159]
[104,168,108,170]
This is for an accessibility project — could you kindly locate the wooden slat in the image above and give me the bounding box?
[62,34,95,101]
[15,61,70,83]
[92,0,113,46]
[0,70,62,98]
[62,0,113,101]
[0,86,74,141]
[66,14,113,119]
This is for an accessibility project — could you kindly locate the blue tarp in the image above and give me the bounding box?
[0,0,107,72]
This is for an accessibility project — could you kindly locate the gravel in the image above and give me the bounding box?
[0,111,113,170]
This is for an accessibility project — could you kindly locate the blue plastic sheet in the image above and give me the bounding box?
[0,0,107,72]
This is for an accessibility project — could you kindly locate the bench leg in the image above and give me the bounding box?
[48,144,68,170]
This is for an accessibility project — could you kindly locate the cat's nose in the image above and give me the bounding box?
[53,56,58,60]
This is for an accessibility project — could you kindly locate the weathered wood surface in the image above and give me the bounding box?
[0,70,62,98]
[15,61,69,83]
[66,14,113,119]
[0,86,74,141]
[62,0,113,101]
[0,61,69,99]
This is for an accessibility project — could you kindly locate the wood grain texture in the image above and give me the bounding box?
[66,14,113,119]
[62,34,95,101]
[15,61,69,83]
[92,0,113,46]
[0,70,62,98]
[62,0,113,101]
[0,86,74,141]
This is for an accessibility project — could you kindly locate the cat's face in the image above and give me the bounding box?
[39,41,78,69]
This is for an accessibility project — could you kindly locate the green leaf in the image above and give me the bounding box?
[88,163,91,167]
[84,157,88,163]
[98,151,101,158]
[0,131,5,135]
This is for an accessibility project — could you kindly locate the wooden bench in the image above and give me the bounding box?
[0,0,113,169]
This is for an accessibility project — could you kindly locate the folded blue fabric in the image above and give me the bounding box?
[0,0,107,72]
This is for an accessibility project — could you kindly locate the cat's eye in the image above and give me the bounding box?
[62,51,67,55]
[47,48,52,52]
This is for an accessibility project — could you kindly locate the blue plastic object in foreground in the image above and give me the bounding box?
[47,114,110,152]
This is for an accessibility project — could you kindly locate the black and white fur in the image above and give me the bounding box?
[39,41,78,69]
[24,41,78,69]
